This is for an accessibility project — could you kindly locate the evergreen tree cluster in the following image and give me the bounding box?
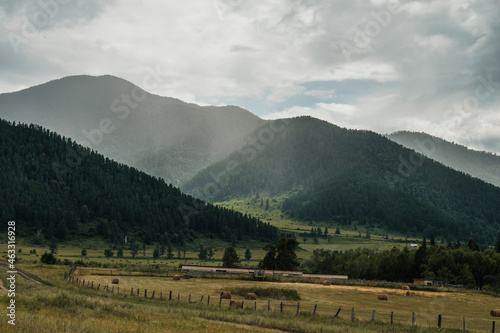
[0,119,278,243]
[185,117,500,244]
[302,240,500,291]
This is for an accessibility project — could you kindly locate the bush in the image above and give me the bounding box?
[40,252,57,265]
[228,287,300,300]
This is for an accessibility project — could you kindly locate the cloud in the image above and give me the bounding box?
[0,0,499,153]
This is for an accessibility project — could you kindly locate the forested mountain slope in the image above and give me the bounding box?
[0,75,265,185]
[387,131,500,188]
[184,117,500,244]
[0,119,277,244]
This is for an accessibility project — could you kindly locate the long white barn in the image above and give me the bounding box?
[181,265,348,280]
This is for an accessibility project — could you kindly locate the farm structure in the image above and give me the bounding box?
[412,279,444,287]
[181,265,348,281]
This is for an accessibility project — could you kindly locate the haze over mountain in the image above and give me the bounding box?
[0,75,265,186]
[387,131,500,188]
[184,117,500,245]
[0,119,277,244]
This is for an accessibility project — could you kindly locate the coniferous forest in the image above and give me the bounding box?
[185,117,500,245]
[0,119,278,244]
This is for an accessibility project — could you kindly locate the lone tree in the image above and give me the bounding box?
[260,237,300,271]
[222,247,241,268]
[244,248,252,262]
[49,240,58,255]
[81,248,87,257]
[129,242,139,258]
[198,246,208,260]
[104,249,114,258]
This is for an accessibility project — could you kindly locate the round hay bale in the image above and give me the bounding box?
[173,275,181,281]
[245,293,257,300]
[406,291,415,296]
[229,300,243,309]
[378,294,388,301]
[111,278,119,284]
[220,292,231,299]
[323,280,331,286]
[402,285,410,290]
[491,309,500,317]
[182,274,190,279]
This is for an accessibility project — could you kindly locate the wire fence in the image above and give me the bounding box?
[63,272,498,332]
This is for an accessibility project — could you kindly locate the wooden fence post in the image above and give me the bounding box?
[169,291,172,301]
[438,314,442,328]
[412,312,415,326]
[391,311,394,324]
[219,297,222,307]
[97,283,100,290]
[280,302,283,313]
[463,317,466,331]
[268,300,271,311]
[152,291,155,299]
[130,287,133,296]
[334,306,341,318]
[492,321,495,333]
[207,295,210,306]
[145,289,147,298]
[351,307,355,321]
[254,301,257,311]
[177,293,180,301]
[296,302,300,315]
[371,310,376,323]
[199,295,204,304]
[313,304,317,317]
[137,288,139,297]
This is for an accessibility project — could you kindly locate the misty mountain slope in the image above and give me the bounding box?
[0,119,278,243]
[184,116,500,244]
[387,131,500,188]
[0,75,266,185]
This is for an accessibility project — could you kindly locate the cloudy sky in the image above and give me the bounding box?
[1,0,499,153]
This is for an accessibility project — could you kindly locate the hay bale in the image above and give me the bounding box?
[402,285,410,290]
[245,293,257,300]
[323,280,331,286]
[182,274,190,279]
[406,291,416,296]
[173,275,181,281]
[491,309,500,317]
[111,278,119,285]
[220,292,231,299]
[378,294,388,301]
[229,300,243,309]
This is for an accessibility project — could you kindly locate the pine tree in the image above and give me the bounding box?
[245,248,252,261]
[222,247,240,268]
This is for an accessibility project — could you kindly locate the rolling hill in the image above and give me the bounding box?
[387,131,500,188]
[183,117,500,244]
[0,75,266,186]
[0,119,278,244]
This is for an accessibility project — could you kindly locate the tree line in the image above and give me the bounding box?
[302,238,500,292]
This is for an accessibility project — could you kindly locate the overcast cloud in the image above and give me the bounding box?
[1,0,499,153]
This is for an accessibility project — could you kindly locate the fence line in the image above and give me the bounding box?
[63,272,497,332]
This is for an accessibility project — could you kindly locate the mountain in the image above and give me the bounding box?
[183,116,500,244]
[387,131,500,188]
[0,75,266,186]
[0,119,278,244]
